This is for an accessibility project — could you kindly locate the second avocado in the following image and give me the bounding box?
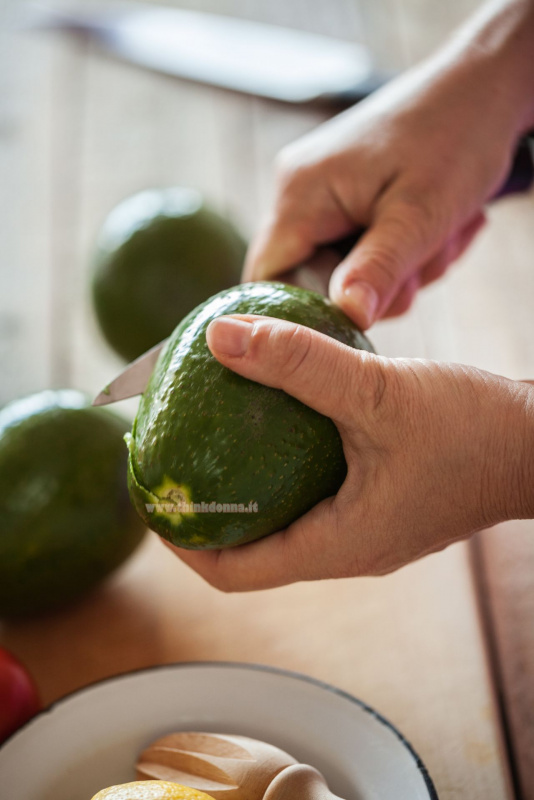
[126,282,374,549]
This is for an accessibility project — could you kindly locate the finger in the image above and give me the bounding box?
[379,212,485,319]
[165,497,343,592]
[378,211,485,318]
[381,274,421,319]
[420,211,486,287]
[242,174,355,283]
[242,216,316,282]
[418,251,453,288]
[329,191,445,329]
[205,314,385,427]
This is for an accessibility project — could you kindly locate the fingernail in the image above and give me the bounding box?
[207,317,253,357]
[343,281,379,327]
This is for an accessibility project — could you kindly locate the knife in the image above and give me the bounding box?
[93,132,533,407]
[92,242,349,406]
[28,3,388,105]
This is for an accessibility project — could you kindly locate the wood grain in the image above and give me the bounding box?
[0,0,530,798]
[473,522,534,800]
[0,22,54,405]
[0,534,513,799]
[136,731,298,797]
[440,188,534,799]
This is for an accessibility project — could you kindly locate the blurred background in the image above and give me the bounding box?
[6,0,532,416]
[1,2,534,795]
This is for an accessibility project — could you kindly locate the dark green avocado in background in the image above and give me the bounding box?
[92,187,247,362]
[0,390,146,617]
[126,282,374,549]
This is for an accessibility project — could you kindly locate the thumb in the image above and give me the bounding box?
[329,199,441,329]
[206,314,385,427]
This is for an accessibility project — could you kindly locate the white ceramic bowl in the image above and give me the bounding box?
[0,662,437,800]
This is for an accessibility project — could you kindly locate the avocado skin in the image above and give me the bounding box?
[127,282,374,549]
[92,188,247,362]
[0,391,146,617]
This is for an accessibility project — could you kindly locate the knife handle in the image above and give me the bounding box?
[326,70,394,106]
[494,134,534,198]
[284,133,533,294]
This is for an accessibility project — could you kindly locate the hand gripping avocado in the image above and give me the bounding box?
[0,390,146,617]
[126,282,374,549]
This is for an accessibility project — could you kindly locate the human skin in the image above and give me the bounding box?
[168,0,534,590]
[171,316,534,591]
[244,0,534,329]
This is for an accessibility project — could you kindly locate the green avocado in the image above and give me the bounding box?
[0,391,146,617]
[126,282,374,550]
[92,187,247,363]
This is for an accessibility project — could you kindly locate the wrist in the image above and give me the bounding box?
[488,380,534,524]
[515,383,534,518]
[449,0,534,135]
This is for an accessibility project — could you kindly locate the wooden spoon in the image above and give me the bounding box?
[136,732,297,800]
[263,764,346,800]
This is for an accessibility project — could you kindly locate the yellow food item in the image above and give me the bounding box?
[91,780,216,800]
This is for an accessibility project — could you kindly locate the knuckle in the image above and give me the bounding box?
[351,352,391,418]
[248,321,315,384]
[206,571,235,593]
[370,361,388,413]
[420,253,449,286]
[393,188,446,238]
[388,293,413,318]
[363,247,401,287]
[277,324,314,382]
[361,192,447,295]
[384,276,419,317]
[274,149,313,193]
[274,154,298,187]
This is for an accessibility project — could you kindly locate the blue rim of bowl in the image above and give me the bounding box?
[0,660,438,798]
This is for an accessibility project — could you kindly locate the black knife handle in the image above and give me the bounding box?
[494,134,534,198]
[327,71,395,106]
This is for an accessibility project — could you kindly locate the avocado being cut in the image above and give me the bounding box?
[126,282,374,550]
[0,390,146,617]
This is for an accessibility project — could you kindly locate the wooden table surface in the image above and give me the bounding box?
[1,0,533,798]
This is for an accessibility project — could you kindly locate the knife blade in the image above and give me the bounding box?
[29,3,387,105]
[91,243,350,407]
[93,125,533,408]
[93,340,166,406]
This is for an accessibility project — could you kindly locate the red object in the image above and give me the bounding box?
[0,648,41,744]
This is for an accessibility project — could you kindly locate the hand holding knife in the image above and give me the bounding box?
[29,4,532,406]
[93,134,533,408]
[92,236,358,406]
